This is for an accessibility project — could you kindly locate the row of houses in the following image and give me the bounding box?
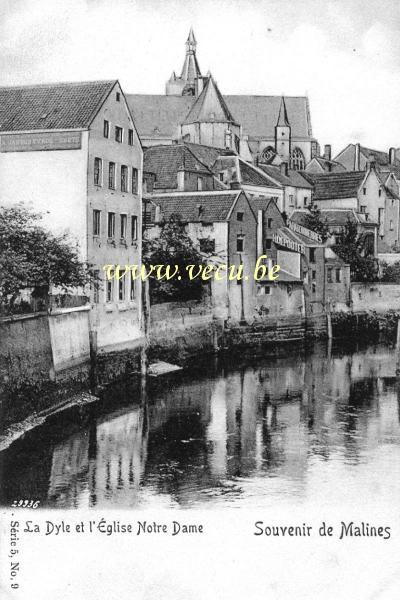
[1,33,399,356]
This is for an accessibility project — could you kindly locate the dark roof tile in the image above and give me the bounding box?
[0,80,116,131]
[304,171,366,200]
[147,191,243,222]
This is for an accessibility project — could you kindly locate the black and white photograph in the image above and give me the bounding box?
[0,1,400,598]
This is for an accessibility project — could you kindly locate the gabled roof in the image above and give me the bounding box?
[360,145,400,167]
[259,164,313,189]
[182,75,238,125]
[143,144,214,189]
[306,156,346,173]
[303,171,366,200]
[127,94,312,141]
[183,142,223,169]
[146,190,246,222]
[239,159,281,188]
[291,208,361,227]
[0,80,116,132]
[377,171,400,199]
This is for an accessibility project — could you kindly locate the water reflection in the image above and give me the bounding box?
[1,342,400,509]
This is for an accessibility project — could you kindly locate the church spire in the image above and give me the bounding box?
[275,96,291,161]
[277,96,290,127]
[180,28,202,95]
[186,27,196,51]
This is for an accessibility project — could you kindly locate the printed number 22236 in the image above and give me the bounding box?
[11,500,40,508]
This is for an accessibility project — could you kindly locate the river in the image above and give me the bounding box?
[1,340,400,509]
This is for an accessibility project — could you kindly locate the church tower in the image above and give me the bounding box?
[180,74,240,149]
[166,28,203,96]
[275,96,291,161]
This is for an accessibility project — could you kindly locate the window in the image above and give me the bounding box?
[132,168,138,194]
[303,196,308,207]
[93,270,100,304]
[260,146,276,163]
[116,92,121,102]
[118,278,125,301]
[390,220,394,231]
[309,248,316,262]
[130,277,135,301]
[265,239,272,250]
[336,268,341,283]
[311,282,316,294]
[115,126,123,143]
[363,187,366,195]
[237,212,244,222]
[257,285,271,296]
[219,173,224,181]
[121,165,128,192]
[103,120,109,138]
[128,129,134,146]
[197,177,203,191]
[237,235,245,252]
[327,267,333,283]
[120,214,127,239]
[360,205,366,213]
[107,212,115,238]
[199,238,215,253]
[290,147,305,171]
[379,188,382,197]
[93,209,101,236]
[94,157,102,186]
[106,272,114,302]
[289,195,294,207]
[108,162,116,189]
[131,216,138,242]
[267,218,273,228]
[312,270,316,280]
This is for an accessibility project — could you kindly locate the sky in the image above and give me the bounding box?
[1,0,400,155]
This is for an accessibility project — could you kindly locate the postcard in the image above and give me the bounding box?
[1,1,400,598]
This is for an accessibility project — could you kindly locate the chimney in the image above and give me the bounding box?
[354,143,361,171]
[280,161,289,177]
[323,144,331,161]
[389,147,396,166]
[177,169,185,191]
[230,181,241,190]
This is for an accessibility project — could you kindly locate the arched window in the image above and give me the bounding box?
[290,147,305,171]
[260,146,276,163]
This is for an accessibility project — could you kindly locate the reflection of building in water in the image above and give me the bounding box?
[48,430,90,507]
[48,405,147,507]
[92,407,148,506]
[39,342,400,508]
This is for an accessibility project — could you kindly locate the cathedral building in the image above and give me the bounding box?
[127,30,319,169]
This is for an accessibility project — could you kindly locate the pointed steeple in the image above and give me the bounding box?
[277,96,290,127]
[180,28,202,94]
[183,74,238,125]
[186,27,196,51]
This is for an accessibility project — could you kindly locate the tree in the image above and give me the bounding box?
[333,218,378,282]
[0,204,92,313]
[143,215,209,303]
[380,261,400,283]
[302,205,329,242]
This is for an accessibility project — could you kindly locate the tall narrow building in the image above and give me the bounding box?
[275,96,291,161]
[166,28,203,96]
